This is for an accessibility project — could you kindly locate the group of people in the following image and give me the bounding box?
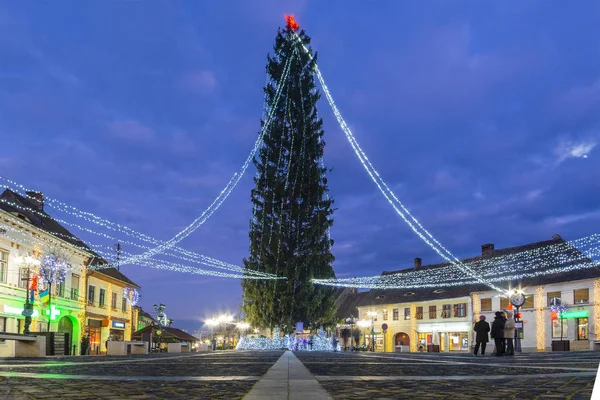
[473,310,516,356]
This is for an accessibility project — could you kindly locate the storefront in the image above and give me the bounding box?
[109,320,126,341]
[417,322,470,352]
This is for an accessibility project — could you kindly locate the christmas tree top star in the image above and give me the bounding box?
[284,14,299,32]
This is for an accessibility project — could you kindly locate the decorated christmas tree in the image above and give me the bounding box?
[242,16,336,333]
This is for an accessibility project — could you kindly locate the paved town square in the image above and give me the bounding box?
[0,350,597,399]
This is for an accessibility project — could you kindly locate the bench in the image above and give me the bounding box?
[0,333,46,357]
[107,341,148,356]
[167,342,191,353]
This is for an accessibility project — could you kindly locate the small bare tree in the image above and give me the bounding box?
[39,247,72,331]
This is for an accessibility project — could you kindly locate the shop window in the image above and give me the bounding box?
[392,308,399,321]
[99,289,106,306]
[577,318,589,340]
[416,306,423,320]
[552,319,568,338]
[88,285,95,304]
[454,303,466,318]
[429,305,436,319]
[547,291,561,307]
[404,307,411,320]
[448,332,469,351]
[0,249,7,283]
[480,298,492,312]
[111,293,118,309]
[442,304,452,318]
[574,289,589,304]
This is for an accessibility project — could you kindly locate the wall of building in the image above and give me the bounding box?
[357,296,472,353]
[0,217,89,355]
[475,279,599,352]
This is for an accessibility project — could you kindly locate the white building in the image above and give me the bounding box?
[342,234,599,353]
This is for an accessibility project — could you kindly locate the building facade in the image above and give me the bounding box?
[0,190,90,355]
[340,234,600,353]
[85,268,140,354]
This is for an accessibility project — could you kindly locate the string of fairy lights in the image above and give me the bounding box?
[122,49,298,266]
[0,28,597,292]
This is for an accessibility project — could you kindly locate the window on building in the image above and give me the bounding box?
[500,297,509,310]
[429,305,436,319]
[58,281,65,297]
[0,316,6,332]
[552,319,568,339]
[122,297,127,312]
[18,267,29,289]
[547,291,561,307]
[404,308,411,320]
[574,289,589,304]
[416,306,423,320]
[382,309,389,321]
[578,318,589,340]
[88,285,95,304]
[0,250,8,283]
[480,298,492,312]
[442,304,452,318]
[454,303,467,318]
[71,274,80,300]
[522,295,534,309]
[111,293,117,309]
[99,289,106,306]
[392,308,399,321]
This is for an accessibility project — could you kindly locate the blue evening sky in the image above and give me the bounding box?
[1,1,599,331]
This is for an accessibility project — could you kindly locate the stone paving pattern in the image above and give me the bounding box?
[0,350,598,399]
[296,351,600,399]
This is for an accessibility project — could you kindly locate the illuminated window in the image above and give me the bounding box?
[480,298,492,312]
[429,305,436,319]
[416,306,423,320]
[547,291,561,307]
[99,289,106,306]
[0,250,8,283]
[382,309,389,321]
[404,308,411,320]
[522,295,534,309]
[442,304,452,318]
[88,285,95,304]
[577,318,589,340]
[454,303,466,318]
[574,289,589,304]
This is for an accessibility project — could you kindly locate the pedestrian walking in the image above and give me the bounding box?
[490,311,506,356]
[504,311,516,356]
[473,315,490,356]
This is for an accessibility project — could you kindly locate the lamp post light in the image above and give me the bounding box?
[366,311,377,352]
[15,255,41,334]
[345,316,357,351]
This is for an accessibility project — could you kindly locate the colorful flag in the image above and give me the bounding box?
[39,289,49,303]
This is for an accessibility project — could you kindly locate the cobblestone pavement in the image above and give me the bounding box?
[296,351,600,399]
[0,350,598,399]
[0,351,284,399]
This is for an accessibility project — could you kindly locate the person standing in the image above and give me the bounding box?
[490,311,506,356]
[504,311,516,356]
[473,315,490,356]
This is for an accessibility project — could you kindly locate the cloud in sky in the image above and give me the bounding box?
[1,1,599,331]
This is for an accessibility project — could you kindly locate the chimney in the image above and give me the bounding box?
[481,243,494,256]
[414,257,422,269]
[25,191,44,211]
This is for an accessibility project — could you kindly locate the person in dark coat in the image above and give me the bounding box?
[473,315,490,356]
[490,311,506,356]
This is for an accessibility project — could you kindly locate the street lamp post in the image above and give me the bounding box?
[366,311,377,352]
[16,255,41,335]
[153,303,167,352]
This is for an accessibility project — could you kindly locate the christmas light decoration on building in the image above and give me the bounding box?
[535,287,545,351]
[123,287,140,306]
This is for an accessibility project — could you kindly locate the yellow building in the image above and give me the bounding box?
[85,267,140,354]
[0,189,90,355]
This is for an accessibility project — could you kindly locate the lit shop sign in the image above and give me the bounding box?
[112,321,125,329]
[3,305,39,317]
[559,310,588,319]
